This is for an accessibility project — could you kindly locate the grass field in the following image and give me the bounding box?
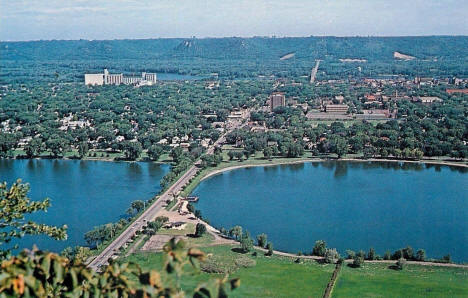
[333,262,468,297]
[122,244,334,297]
[121,241,468,297]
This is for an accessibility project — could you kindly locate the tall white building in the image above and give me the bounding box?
[85,69,157,86]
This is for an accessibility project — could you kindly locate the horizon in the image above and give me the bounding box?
[2,34,468,43]
[2,0,468,41]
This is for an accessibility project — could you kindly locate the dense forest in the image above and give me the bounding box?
[2,36,468,83]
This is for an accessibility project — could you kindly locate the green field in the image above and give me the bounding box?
[333,262,468,297]
[122,244,334,297]
[121,241,468,297]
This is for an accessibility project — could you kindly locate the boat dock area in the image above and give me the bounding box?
[183,196,199,202]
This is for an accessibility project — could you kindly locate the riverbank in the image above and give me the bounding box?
[149,202,468,268]
[8,150,172,164]
[200,157,468,182]
[181,155,468,264]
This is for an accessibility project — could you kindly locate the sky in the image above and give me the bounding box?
[1,0,467,41]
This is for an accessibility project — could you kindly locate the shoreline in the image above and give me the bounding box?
[7,156,169,164]
[184,157,468,265]
[200,157,468,182]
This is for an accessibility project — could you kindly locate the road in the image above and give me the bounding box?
[88,113,246,271]
[310,60,321,83]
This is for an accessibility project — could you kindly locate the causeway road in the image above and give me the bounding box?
[88,162,201,271]
[88,115,245,271]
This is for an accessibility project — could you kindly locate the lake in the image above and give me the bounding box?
[156,72,206,81]
[0,159,169,252]
[193,161,468,261]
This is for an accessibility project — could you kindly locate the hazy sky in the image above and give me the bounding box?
[1,0,467,41]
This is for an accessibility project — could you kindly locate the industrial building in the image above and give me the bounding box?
[85,69,157,86]
[325,104,349,114]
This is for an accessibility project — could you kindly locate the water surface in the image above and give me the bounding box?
[156,72,206,81]
[0,159,169,252]
[193,161,468,261]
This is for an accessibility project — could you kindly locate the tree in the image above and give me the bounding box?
[330,136,348,158]
[227,150,236,161]
[131,200,145,213]
[0,133,17,158]
[402,246,414,260]
[413,148,424,160]
[78,141,89,159]
[170,147,184,163]
[286,142,304,158]
[240,231,254,253]
[442,254,451,263]
[0,239,239,297]
[61,246,92,263]
[0,179,67,258]
[392,249,403,260]
[312,240,327,256]
[24,138,43,158]
[195,223,206,237]
[346,250,356,259]
[256,233,268,248]
[229,226,243,240]
[263,147,273,159]
[122,141,142,160]
[324,248,340,264]
[353,254,364,268]
[146,216,169,235]
[148,144,164,161]
[384,250,391,260]
[234,151,244,161]
[367,247,376,260]
[126,200,145,217]
[266,242,273,256]
[415,249,426,261]
[46,136,70,158]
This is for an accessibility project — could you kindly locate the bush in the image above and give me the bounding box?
[201,254,255,274]
[187,203,195,213]
[240,232,254,253]
[266,242,273,256]
[346,250,356,259]
[442,254,451,263]
[256,233,268,248]
[367,247,376,260]
[324,248,340,264]
[195,223,206,237]
[392,249,403,260]
[353,254,364,268]
[384,250,391,260]
[234,257,256,268]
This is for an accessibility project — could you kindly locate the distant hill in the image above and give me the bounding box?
[2,36,467,62]
[1,36,467,81]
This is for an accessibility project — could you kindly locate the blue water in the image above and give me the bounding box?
[193,161,468,261]
[0,159,169,252]
[156,72,206,81]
